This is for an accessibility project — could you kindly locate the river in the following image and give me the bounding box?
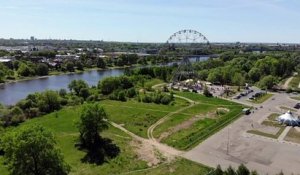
[0,56,210,105]
[0,69,125,105]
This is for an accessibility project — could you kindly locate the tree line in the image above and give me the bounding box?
[195,51,300,90]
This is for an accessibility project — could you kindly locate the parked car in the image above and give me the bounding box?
[242,108,251,115]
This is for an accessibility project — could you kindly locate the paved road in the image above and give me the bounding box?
[184,92,300,175]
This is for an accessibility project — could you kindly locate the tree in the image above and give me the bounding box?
[213,165,224,175]
[220,51,235,62]
[0,125,70,175]
[59,89,67,97]
[77,104,108,146]
[258,75,277,90]
[17,63,34,77]
[65,62,75,72]
[248,68,261,83]
[236,164,250,175]
[36,63,49,76]
[232,73,245,91]
[76,104,120,164]
[76,61,84,71]
[207,69,223,84]
[117,90,126,102]
[203,85,212,97]
[98,76,133,95]
[96,57,106,69]
[79,88,90,100]
[225,166,237,175]
[38,90,61,113]
[68,80,89,95]
[0,70,5,82]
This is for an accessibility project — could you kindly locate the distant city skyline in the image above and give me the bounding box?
[1,0,300,43]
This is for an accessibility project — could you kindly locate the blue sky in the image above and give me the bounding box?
[0,0,300,43]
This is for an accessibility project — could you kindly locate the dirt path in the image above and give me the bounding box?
[151,83,167,90]
[147,95,198,142]
[108,91,197,166]
[282,76,293,89]
[110,121,183,159]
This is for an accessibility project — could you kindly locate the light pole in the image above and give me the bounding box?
[227,127,230,155]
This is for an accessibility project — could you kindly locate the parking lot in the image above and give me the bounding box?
[184,92,300,175]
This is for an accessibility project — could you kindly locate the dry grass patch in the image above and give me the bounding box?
[284,128,300,144]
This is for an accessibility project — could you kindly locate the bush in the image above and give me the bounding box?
[59,89,67,97]
[126,88,137,98]
[60,98,68,106]
[161,95,172,105]
[140,92,173,105]
[98,76,134,95]
[86,95,97,102]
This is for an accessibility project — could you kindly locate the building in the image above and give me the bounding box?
[55,54,80,60]
[0,56,14,64]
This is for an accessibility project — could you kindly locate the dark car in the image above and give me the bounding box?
[294,103,300,109]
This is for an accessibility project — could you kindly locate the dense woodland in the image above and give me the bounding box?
[194,51,300,89]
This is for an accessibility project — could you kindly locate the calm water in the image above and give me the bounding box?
[0,56,209,105]
[0,69,124,105]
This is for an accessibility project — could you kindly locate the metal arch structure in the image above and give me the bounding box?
[166,29,209,45]
[161,29,210,83]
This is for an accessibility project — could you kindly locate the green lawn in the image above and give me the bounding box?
[0,102,211,175]
[154,92,244,150]
[249,93,273,104]
[153,104,218,138]
[100,98,188,138]
[144,79,165,90]
[0,105,149,175]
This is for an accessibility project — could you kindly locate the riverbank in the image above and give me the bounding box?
[0,65,133,86]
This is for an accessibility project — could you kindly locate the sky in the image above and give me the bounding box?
[0,0,300,43]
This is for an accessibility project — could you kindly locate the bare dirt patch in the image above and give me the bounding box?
[131,139,165,167]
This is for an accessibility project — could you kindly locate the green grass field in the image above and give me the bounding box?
[0,90,244,174]
[154,92,244,150]
[0,103,211,175]
[100,98,188,138]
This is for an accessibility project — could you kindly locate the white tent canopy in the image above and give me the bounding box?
[277,111,300,126]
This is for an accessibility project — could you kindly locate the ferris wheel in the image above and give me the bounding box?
[160,29,210,56]
[166,29,209,44]
[161,29,210,83]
